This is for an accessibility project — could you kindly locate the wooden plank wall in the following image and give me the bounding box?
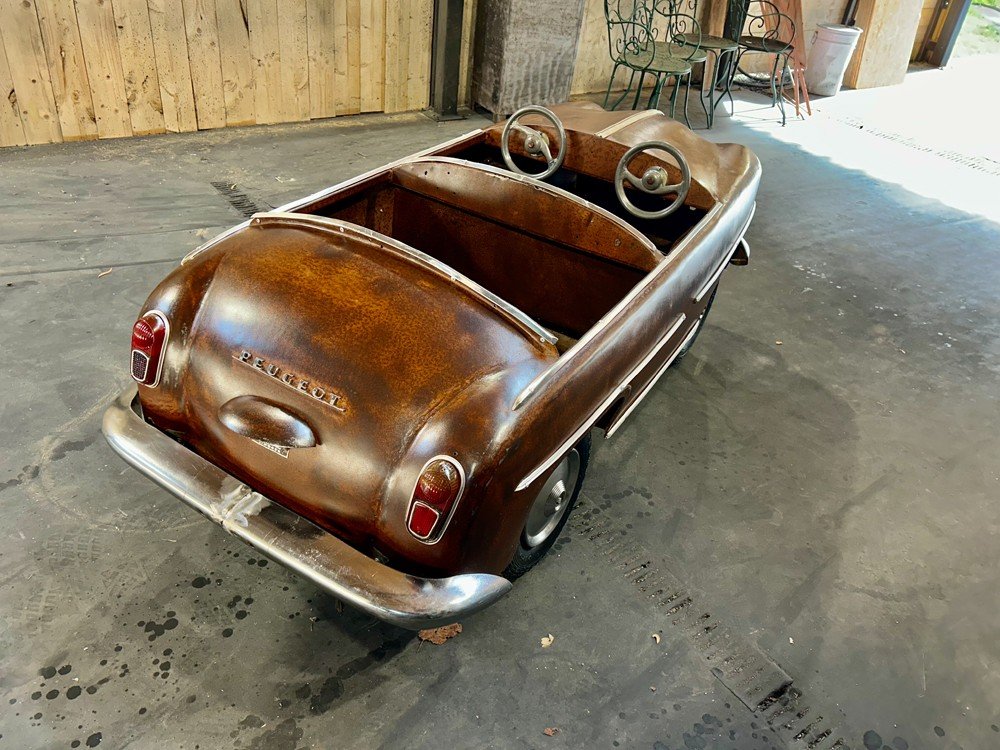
[0,0,451,148]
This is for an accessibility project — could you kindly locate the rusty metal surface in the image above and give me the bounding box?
[114,101,761,594]
[103,386,512,629]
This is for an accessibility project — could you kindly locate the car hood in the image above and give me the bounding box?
[141,218,556,546]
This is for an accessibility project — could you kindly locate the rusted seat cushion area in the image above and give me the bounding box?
[390,157,663,273]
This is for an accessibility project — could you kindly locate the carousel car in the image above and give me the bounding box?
[103,101,761,628]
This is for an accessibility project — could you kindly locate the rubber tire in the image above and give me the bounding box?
[503,435,591,581]
[673,285,718,364]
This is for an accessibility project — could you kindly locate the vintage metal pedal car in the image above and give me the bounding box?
[103,101,760,628]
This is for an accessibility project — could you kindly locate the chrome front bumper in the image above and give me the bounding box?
[102,386,512,629]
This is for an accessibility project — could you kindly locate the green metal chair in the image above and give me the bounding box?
[601,0,703,127]
[727,0,796,125]
[649,3,708,125]
[659,0,740,128]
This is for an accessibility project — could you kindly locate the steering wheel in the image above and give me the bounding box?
[500,106,567,181]
[614,141,691,220]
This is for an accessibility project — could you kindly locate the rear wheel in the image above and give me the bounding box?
[503,436,590,580]
[673,285,718,364]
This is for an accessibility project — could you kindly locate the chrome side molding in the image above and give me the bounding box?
[515,313,687,492]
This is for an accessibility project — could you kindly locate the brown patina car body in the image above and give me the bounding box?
[103,101,760,628]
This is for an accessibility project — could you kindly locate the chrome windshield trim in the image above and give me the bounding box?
[515,312,687,492]
[181,219,250,265]
[513,200,756,411]
[399,155,660,257]
[102,386,512,629]
[595,109,662,138]
[248,212,558,348]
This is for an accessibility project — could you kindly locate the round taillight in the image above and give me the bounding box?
[130,311,169,386]
[131,318,155,348]
[406,457,465,542]
[415,459,462,510]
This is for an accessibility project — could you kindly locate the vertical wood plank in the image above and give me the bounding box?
[215,0,255,125]
[182,0,227,129]
[405,0,432,110]
[277,0,309,121]
[359,0,383,112]
[383,0,402,113]
[306,0,336,119]
[34,0,97,140]
[246,0,284,123]
[147,0,198,132]
[0,0,62,144]
[0,37,28,146]
[332,0,349,113]
[457,0,476,107]
[111,0,165,135]
[344,0,361,113]
[73,0,132,138]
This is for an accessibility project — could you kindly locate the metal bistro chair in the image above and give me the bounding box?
[602,0,703,127]
[654,0,739,128]
[728,0,796,125]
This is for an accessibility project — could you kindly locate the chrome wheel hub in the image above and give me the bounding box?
[523,449,580,549]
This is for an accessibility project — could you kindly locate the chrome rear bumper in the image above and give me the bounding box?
[102,386,512,629]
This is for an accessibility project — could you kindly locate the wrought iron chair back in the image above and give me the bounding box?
[735,0,794,54]
[650,4,703,63]
[604,0,658,73]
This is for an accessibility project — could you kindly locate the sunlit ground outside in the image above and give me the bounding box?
[708,24,1000,226]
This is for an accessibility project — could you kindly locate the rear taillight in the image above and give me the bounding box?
[130,311,169,386]
[406,457,465,543]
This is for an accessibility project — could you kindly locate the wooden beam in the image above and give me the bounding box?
[306,0,337,119]
[0,34,28,146]
[844,0,923,90]
[34,0,97,141]
[147,0,199,132]
[182,0,227,129]
[215,0,256,126]
[112,0,166,136]
[0,0,62,144]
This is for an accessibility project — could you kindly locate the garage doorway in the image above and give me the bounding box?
[911,0,1000,66]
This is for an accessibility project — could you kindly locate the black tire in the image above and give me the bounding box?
[503,435,591,581]
[673,284,719,364]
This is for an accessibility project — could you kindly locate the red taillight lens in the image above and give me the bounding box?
[130,311,169,386]
[406,458,464,542]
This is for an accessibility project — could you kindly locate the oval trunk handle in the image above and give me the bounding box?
[219,396,318,448]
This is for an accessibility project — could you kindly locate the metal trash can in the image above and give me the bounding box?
[805,24,864,96]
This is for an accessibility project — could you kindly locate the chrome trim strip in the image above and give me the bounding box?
[401,156,660,257]
[515,383,629,493]
[605,319,700,438]
[595,109,661,138]
[406,455,466,545]
[181,130,484,265]
[515,312,687,492]
[102,386,512,629]
[247,212,558,348]
[695,203,756,303]
[181,220,250,265]
[513,200,756,411]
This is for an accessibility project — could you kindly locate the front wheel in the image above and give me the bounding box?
[503,436,590,580]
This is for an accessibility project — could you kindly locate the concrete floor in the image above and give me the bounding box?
[1,87,998,750]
